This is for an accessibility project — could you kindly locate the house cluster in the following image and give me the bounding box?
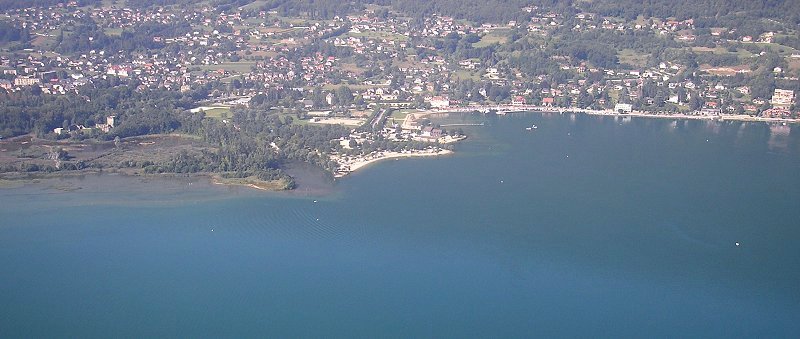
[1,1,797,120]
[54,115,116,135]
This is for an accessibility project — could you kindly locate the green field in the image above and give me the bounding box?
[104,28,123,37]
[618,49,649,67]
[690,43,798,58]
[199,107,231,120]
[279,113,310,125]
[789,59,800,73]
[452,69,479,81]
[390,109,417,121]
[30,35,55,49]
[690,46,755,58]
[239,0,268,10]
[473,29,510,48]
[99,0,126,7]
[758,42,800,56]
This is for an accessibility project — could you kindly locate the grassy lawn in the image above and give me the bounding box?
[390,109,417,121]
[608,89,620,103]
[788,59,800,72]
[452,69,479,81]
[731,48,756,58]
[240,50,278,59]
[691,43,799,58]
[618,49,649,67]
[758,42,800,56]
[104,28,123,37]
[339,62,366,75]
[238,0,267,10]
[473,29,510,48]
[690,46,754,58]
[279,113,310,125]
[100,0,126,7]
[30,35,54,49]
[198,107,231,120]
[199,107,309,126]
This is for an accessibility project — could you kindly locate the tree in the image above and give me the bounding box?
[335,86,353,106]
[689,93,703,111]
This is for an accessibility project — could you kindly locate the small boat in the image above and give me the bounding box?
[525,124,538,131]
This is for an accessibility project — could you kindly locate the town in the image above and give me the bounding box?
[0,0,798,182]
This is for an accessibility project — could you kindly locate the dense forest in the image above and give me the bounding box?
[0,78,205,138]
[389,0,532,24]
[4,0,796,24]
[53,19,192,54]
[388,0,800,24]
[581,0,800,25]
[243,0,800,24]
[0,20,28,45]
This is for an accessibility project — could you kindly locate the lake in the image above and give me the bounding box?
[2,112,799,337]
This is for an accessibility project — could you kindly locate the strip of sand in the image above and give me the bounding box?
[333,149,453,177]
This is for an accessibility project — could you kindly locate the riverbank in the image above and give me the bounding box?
[330,148,453,178]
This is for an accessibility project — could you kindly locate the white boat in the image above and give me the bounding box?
[525,124,538,131]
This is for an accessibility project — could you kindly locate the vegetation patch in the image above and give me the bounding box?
[198,107,232,120]
[472,30,509,48]
[212,174,293,191]
[618,49,649,67]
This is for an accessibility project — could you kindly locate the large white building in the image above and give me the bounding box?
[14,77,40,86]
[429,96,450,109]
[770,89,794,109]
[614,103,633,113]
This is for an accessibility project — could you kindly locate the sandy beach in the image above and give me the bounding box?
[333,149,453,177]
[308,117,367,126]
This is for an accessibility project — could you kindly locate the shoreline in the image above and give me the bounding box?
[331,149,454,178]
[210,175,291,191]
[3,108,793,189]
[0,168,288,193]
[420,105,800,124]
[0,149,455,191]
[581,111,799,124]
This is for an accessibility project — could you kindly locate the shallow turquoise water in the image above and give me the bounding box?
[2,113,799,337]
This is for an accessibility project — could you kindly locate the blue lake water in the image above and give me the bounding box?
[2,113,800,337]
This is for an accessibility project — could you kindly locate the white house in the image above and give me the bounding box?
[614,103,633,113]
[429,96,450,109]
